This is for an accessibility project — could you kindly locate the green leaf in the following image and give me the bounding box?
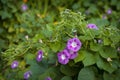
[83,52,96,66]
[1,11,12,19]
[74,50,85,63]
[42,29,52,38]
[96,19,109,27]
[117,2,120,10]
[78,67,95,80]
[61,76,72,80]
[28,60,47,79]
[110,31,120,45]
[24,53,35,64]
[60,65,79,76]
[18,71,24,79]
[103,71,120,80]
[99,47,117,58]
[89,5,98,14]
[50,42,61,52]
[39,67,61,80]
[90,42,102,51]
[33,33,44,42]
[48,51,57,64]
[24,53,48,79]
[103,72,115,80]
[96,56,117,73]
[88,19,109,28]
[79,35,93,41]
[103,38,111,45]
[111,0,117,5]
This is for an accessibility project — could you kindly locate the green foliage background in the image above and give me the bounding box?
[0,0,120,80]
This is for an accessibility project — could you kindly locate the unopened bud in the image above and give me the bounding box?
[107,57,112,62]
[39,39,43,43]
[117,47,120,52]
[25,35,29,40]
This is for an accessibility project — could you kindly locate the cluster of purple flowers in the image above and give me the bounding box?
[10,23,100,79]
[102,9,112,19]
[57,38,82,64]
[11,60,32,79]
[11,50,52,80]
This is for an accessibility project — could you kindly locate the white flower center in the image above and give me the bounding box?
[27,74,30,78]
[38,55,41,58]
[61,55,66,60]
[71,42,77,48]
[13,64,17,67]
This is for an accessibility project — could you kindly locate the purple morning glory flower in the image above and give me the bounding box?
[67,49,78,59]
[57,49,70,64]
[67,38,82,52]
[11,61,19,69]
[87,24,98,30]
[36,50,43,62]
[24,71,32,80]
[107,9,112,14]
[45,77,52,80]
[21,4,28,11]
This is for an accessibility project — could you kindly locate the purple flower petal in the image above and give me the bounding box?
[107,9,112,14]
[45,77,52,80]
[57,49,70,64]
[24,71,32,79]
[87,24,98,30]
[36,50,43,62]
[11,61,19,69]
[67,49,78,59]
[67,38,82,52]
[21,4,28,11]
